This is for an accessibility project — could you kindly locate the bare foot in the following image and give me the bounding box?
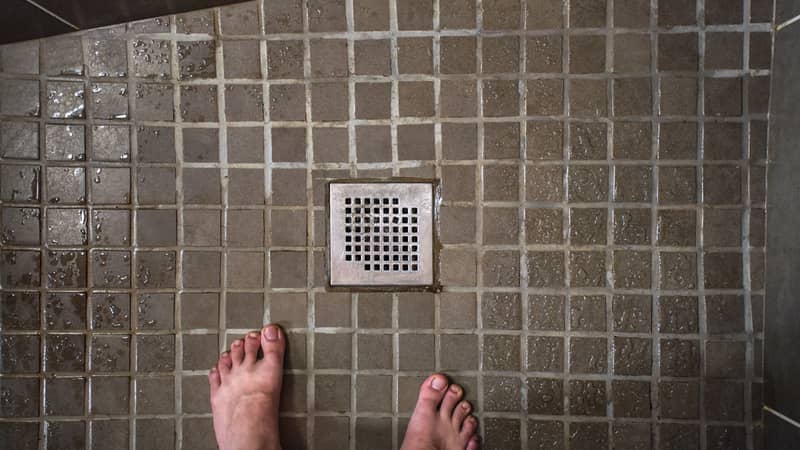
[401,374,480,450]
[209,324,285,450]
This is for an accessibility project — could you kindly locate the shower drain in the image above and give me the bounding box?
[328,181,435,287]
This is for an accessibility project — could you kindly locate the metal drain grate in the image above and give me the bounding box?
[329,182,434,286]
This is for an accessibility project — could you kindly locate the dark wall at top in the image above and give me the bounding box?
[2,0,247,44]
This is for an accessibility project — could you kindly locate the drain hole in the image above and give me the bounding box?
[343,195,420,273]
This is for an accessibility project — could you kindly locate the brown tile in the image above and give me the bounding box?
[225,84,264,121]
[484,376,522,412]
[527,79,563,116]
[398,124,434,160]
[704,121,743,161]
[1,250,40,289]
[614,336,653,375]
[483,207,520,244]
[355,82,391,119]
[398,293,434,329]
[308,0,347,31]
[440,0,476,28]
[569,78,607,116]
[439,293,476,329]
[527,121,564,160]
[483,334,521,370]
[219,2,259,34]
[614,165,652,203]
[703,208,742,246]
[482,250,521,287]
[483,0,521,29]
[658,33,698,71]
[528,251,566,287]
[706,294,744,335]
[613,380,651,418]
[525,208,563,244]
[705,381,744,420]
[613,294,651,332]
[660,423,700,450]
[182,251,221,288]
[528,295,565,331]
[268,84,306,121]
[0,378,39,417]
[613,208,651,245]
[354,39,391,75]
[660,77,698,116]
[483,80,520,117]
[568,165,609,202]
[314,293,351,328]
[659,122,697,160]
[482,36,520,74]
[355,418,392,450]
[614,33,651,73]
[613,250,652,288]
[526,35,562,72]
[47,421,86,448]
[703,165,742,205]
[182,168,221,205]
[314,416,349,450]
[180,85,217,122]
[570,0,607,27]
[226,292,265,329]
[440,37,476,74]
[483,164,520,201]
[182,375,211,414]
[440,334,479,370]
[569,251,607,287]
[658,0,696,26]
[569,34,606,73]
[570,122,607,160]
[1,207,41,246]
[704,77,742,117]
[357,333,392,369]
[750,32,772,70]
[440,205,476,244]
[526,165,564,202]
[399,334,435,370]
[47,166,87,205]
[705,32,744,70]
[661,338,700,377]
[569,295,606,331]
[270,251,307,288]
[354,0,389,30]
[527,336,564,372]
[136,376,174,414]
[135,418,174,450]
[614,78,652,116]
[91,335,130,372]
[658,296,698,335]
[315,332,353,369]
[705,0,742,24]
[527,420,565,449]
[1,335,40,373]
[1,292,40,330]
[397,37,433,74]
[271,127,306,163]
[706,340,746,378]
[527,0,564,28]
[484,418,522,450]
[263,0,302,32]
[356,293,392,328]
[568,379,606,414]
[658,166,697,205]
[356,375,392,412]
[310,82,348,121]
[228,169,266,206]
[440,248,477,286]
[91,419,130,449]
[656,209,696,246]
[481,292,522,330]
[398,81,434,117]
[91,376,129,414]
[441,165,476,202]
[223,40,261,79]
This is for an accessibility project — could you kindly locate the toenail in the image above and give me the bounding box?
[461,402,470,410]
[221,351,229,357]
[247,331,259,338]
[431,375,446,391]
[233,340,242,347]
[210,367,217,372]
[264,325,279,341]
[449,385,460,394]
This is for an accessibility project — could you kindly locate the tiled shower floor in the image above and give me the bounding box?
[0,0,771,448]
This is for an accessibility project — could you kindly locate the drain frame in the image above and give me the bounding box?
[326,178,440,291]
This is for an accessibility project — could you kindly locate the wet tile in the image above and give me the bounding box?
[136,293,174,330]
[484,0,521,29]
[614,78,651,116]
[356,375,392,412]
[92,125,130,162]
[90,82,129,120]
[523,377,561,415]
[220,2,260,34]
[614,33,651,73]
[223,40,262,79]
[568,379,606,415]
[705,381,744,420]
[527,419,564,450]
[479,292,520,330]
[705,32,744,70]
[45,124,85,162]
[90,376,129,414]
[569,35,606,74]
[397,37,433,74]
[90,250,131,289]
[354,39,391,76]
[568,165,608,202]
[703,165,742,205]
[660,77,698,116]
[136,126,175,163]
[525,208,562,245]
[614,423,651,449]
[309,39,348,78]
[527,336,564,373]
[46,421,86,449]
[225,84,264,121]
[90,293,130,331]
[482,36,520,73]
[484,418,521,450]
[659,423,700,450]
[614,165,652,204]
[182,168,221,205]
[614,336,652,375]
[569,79,607,116]
[176,9,215,33]
[89,167,130,205]
[132,39,171,79]
[658,166,697,205]
[660,338,700,377]
[526,35,562,74]
[268,83,306,121]
[137,167,176,205]
[1,250,41,288]
[569,251,606,287]
[482,250,521,287]
[1,207,41,245]
[707,426,747,450]
[399,334,435,370]
[0,378,38,417]
[613,380,651,418]
[44,333,85,372]
[135,418,174,450]
[660,380,700,419]
[0,292,40,330]
[135,251,176,288]
[315,374,351,412]
[658,251,697,289]
[177,41,216,80]
[484,164,520,201]
[46,166,85,204]
[526,80,563,117]
[180,293,219,329]
[91,335,130,372]
[612,208,650,245]
[180,85,218,122]
[0,79,40,117]
[525,251,564,288]
[182,128,219,162]
[45,250,87,288]
[526,165,564,202]
[569,337,607,374]
[307,0,347,31]
[569,122,606,160]
[570,295,606,331]
[484,376,522,412]
[0,335,40,373]
[703,251,743,288]
[134,83,173,121]
[483,334,521,370]
[91,420,129,450]
[659,122,697,160]
[482,207,519,244]
[483,80,520,117]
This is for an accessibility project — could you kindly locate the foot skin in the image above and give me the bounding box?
[401,374,480,450]
[209,324,285,450]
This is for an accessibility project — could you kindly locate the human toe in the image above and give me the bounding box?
[452,400,471,428]
[243,331,261,365]
[259,324,286,367]
[461,416,478,439]
[413,374,449,413]
[439,384,463,418]
[230,339,245,366]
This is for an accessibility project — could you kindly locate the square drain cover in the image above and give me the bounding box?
[329,181,435,287]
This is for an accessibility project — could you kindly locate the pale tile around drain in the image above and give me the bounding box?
[328,181,435,287]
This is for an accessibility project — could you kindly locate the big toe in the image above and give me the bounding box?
[259,324,286,370]
[413,374,449,413]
